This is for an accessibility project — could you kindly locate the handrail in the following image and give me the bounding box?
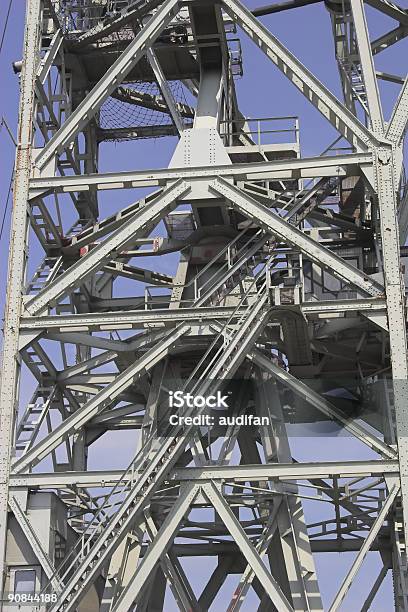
[144,227,266,306]
[219,116,298,123]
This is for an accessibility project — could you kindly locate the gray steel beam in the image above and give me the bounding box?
[36,28,63,85]
[351,0,384,135]
[144,512,201,611]
[371,144,408,540]
[225,503,282,611]
[170,539,387,555]
[56,350,118,382]
[203,483,294,611]
[365,0,408,25]
[28,152,373,196]
[110,484,200,612]
[9,460,398,488]
[146,48,185,134]
[198,557,233,610]
[386,75,408,145]
[371,25,408,55]
[360,564,389,612]
[21,307,245,332]
[19,298,388,333]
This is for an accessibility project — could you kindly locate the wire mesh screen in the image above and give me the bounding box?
[99,81,192,140]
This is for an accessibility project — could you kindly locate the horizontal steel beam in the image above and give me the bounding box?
[29,152,372,197]
[9,460,398,487]
[19,299,387,332]
[300,297,386,314]
[171,539,386,554]
[21,306,246,332]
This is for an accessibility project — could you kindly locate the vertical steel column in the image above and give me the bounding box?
[0,0,42,596]
[351,2,407,543]
[374,149,408,537]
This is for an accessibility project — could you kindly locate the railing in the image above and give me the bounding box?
[143,227,269,308]
[220,116,300,149]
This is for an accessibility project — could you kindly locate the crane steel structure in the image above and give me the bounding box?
[1,0,408,609]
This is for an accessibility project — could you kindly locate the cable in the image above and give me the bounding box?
[0,0,13,57]
[0,117,17,243]
[0,167,14,244]
[0,116,17,147]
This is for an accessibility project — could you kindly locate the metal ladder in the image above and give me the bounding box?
[64,191,160,252]
[45,263,272,611]
[26,256,64,295]
[17,343,81,463]
[29,200,62,250]
[15,385,58,457]
[338,58,369,114]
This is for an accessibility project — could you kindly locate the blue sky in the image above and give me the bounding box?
[1,0,407,609]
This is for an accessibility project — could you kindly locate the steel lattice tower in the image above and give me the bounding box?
[0,0,408,609]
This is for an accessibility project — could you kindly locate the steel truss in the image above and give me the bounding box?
[1,0,408,609]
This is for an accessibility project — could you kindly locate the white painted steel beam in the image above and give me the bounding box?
[28,152,373,196]
[351,0,384,135]
[203,483,294,612]
[146,48,185,134]
[8,460,398,488]
[387,75,408,145]
[19,299,387,333]
[0,0,42,587]
[110,484,200,612]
